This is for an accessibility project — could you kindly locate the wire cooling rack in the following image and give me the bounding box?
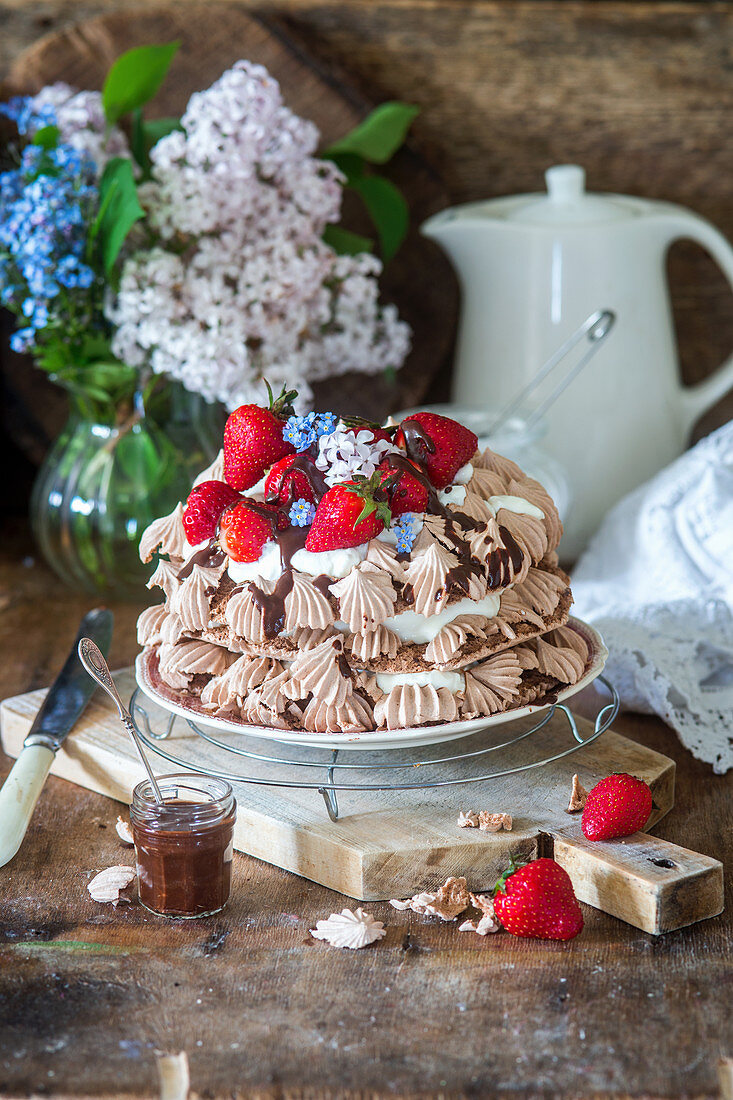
[129,676,618,821]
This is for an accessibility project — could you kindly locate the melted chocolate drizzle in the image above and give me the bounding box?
[177,540,226,581]
[265,453,329,508]
[248,570,295,638]
[486,525,524,589]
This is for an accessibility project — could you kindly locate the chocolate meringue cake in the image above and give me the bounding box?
[137,399,591,734]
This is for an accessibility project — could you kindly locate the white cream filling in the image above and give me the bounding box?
[376,668,465,694]
[486,494,544,519]
[438,484,468,507]
[384,592,501,644]
[226,539,282,584]
[226,540,367,585]
[453,461,474,485]
[291,544,367,577]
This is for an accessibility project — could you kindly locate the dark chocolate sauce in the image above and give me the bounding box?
[313,573,335,599]
[486,525,524,589]
[400,419,436,463]
[132,798,235,918]
[264,453,329,507]
[249,570,295,637]
[177,540,227,581]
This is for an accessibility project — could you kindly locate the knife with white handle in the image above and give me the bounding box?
[0,607,113,867]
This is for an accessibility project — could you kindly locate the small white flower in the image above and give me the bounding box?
[316,427,398,486]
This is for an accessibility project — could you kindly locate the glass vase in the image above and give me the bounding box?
[30,383,223,599]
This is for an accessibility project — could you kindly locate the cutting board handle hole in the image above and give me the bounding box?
[648,857,677,869]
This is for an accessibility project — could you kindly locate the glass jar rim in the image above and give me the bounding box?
[131,772,234,825]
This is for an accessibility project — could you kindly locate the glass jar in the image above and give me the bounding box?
[130,774,236,918]
[29,381,223,599]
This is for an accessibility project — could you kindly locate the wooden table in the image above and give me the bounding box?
[1,526,731,1100]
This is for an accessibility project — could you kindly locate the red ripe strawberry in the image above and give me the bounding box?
[493,857,583,941]
[182,480,241,545]
[264,455,317,506]
[223,382,297,491]
[305,475,392,552]
[581,774,653,841]
[378,457,429,516]
[219,501,287,563]
[396,411,478,490]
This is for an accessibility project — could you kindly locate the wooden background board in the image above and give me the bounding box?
[0,535,731,1098]
[2,0,733,497]
[1,669,724,934]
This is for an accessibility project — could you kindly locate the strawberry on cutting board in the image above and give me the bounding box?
[581,774,653,841]
[183,480,241,545]
[223,383,297,491]
[396,411,478,490]
[306,476,392,552]
[219,501,286,562]
[493,857,584,940]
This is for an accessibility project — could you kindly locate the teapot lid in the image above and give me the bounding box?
[508,165,633,224]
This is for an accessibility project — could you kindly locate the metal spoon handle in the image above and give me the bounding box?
[78,639,164,804]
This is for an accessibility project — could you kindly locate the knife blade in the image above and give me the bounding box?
[0,607,113,867]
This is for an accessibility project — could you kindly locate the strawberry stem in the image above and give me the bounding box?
[493,854,530,896]
[344,472,393,530]
[262,378,298,419]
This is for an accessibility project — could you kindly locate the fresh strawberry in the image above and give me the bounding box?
[581,774,653,841]
[305,474,392,552]
[379,457,429,516]
[493,857,583,941]
[396,411,478,490]
[219,501,287,563]
[223,382,297,491]
[264,455,318,506]
[182,480,241,545]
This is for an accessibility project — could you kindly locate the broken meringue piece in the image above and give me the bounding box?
[115,816,134,845]
[390,876,471,921]
[478,811,513,832]
[87,865,136,905]
[457,810,480,829]
[310,908,386,949]
[459,912,500,935]
[566,773,589,813]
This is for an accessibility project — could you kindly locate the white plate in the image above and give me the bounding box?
[135,617,607,752]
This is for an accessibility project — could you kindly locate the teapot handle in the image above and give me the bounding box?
[656,211,733,434]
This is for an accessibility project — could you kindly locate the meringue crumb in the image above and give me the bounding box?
[310,908,386,949]
[87,865,136,905]
[459,912,500,935]
[457,810,479,829]
[389,876,471,921]
[115,816,134,845]
[565,773,589,814]
[478,812,513,832]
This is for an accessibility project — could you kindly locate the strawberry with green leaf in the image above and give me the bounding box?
[223,381,298,491]
[305,473,392,552]
[493,857,584,941]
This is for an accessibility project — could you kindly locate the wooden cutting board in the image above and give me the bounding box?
[0,671,723,935]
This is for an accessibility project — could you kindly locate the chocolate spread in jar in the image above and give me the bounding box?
[130,776,236,918]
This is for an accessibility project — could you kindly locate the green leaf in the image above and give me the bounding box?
[327,151,366,184]
[102,42,180,125]
[350,175,409,263]
[323,102,419,165]
[32,124,60,150]
[322,224,373,256]
[93,157,144,273]
[131,111,182,174]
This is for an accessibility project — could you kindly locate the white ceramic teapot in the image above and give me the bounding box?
[422,165,733,557]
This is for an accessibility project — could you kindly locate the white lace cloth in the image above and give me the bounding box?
[571,421,733,773]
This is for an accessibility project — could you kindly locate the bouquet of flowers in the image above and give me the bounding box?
[0,43,414,595]
[0,43,412,417]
